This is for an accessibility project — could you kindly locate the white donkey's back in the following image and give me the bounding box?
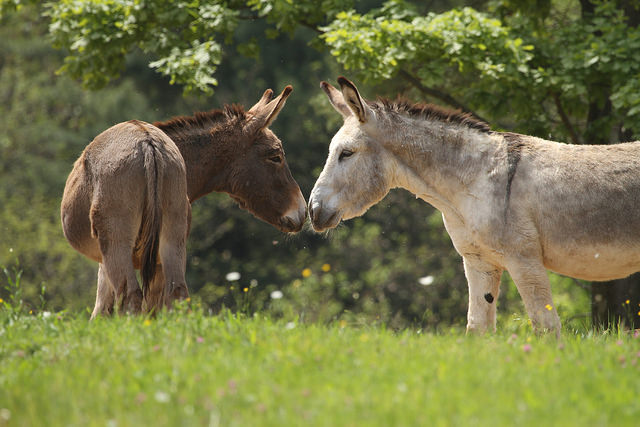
[506,134,640,282]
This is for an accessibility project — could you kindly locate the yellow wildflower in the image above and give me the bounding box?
[321,263,331,272]
[625,299,630,305]
[143,319,152,327]
[302,268,312,278]
[243,287,248,293]
[0,298,3,303]
[545,304,553,311]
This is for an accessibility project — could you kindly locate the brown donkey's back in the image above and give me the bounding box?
[61,120,190,317]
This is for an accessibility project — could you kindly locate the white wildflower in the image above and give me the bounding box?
[154,391,170,403]
[418,275,434,286]
[225,272,241,281]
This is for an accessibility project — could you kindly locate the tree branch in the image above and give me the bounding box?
[399,70,490,124]
[299,19,323,34]
[552,92,583,145]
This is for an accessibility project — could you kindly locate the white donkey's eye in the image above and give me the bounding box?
[339,149,354,161]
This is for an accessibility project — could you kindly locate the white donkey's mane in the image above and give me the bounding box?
[369,98,491,134]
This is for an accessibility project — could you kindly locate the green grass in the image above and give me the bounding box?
[1,305,639,427]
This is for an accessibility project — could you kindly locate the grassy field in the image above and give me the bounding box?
[1,304,639,427]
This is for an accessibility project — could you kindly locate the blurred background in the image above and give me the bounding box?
[2,0,639,330]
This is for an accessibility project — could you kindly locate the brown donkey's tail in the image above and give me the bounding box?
[137,139,163,303]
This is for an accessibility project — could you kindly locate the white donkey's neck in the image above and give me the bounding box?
[381,115,502,217]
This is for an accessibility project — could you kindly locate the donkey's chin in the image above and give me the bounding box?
[277,214,305,233]
[310,209,342,232]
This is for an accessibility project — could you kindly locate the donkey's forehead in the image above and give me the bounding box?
[330,121,368,150]
[255,128,283,149]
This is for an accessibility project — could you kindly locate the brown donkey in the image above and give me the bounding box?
[61,86,306,318]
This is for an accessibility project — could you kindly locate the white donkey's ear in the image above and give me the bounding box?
[320,81,351,118]
[337,76,371,123]
[246,85,293,133]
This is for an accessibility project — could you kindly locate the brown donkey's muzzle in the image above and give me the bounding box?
[279,189,307,233]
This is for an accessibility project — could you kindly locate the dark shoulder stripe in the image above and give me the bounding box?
[501,132,527,222]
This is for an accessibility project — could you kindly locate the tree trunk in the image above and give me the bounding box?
[592,276,640,330]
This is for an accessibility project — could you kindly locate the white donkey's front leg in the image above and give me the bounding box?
[463,257,503,334]
[506,259,561,335]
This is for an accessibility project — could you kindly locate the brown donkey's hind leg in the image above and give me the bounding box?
[100,248,143,315]
[91,264,115,319]
[144,266,167,314]
[92,207,143,315]
[160,244,189,307]
[142,202,189,313]
[142,244,188,313]
[158,197,190,310]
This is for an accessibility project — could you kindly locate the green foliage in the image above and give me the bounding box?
[1,311,640,426]
[13,0,640,140]
[322,4,534,82]
[321,0,640,140]
[247,0,356,33]
[47,0,240,93]
[42,0,357,94]
[0,0,38,19]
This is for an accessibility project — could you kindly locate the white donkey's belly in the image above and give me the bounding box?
[542,243,640,281]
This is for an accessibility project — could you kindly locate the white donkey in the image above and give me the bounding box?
[309,76,640,334]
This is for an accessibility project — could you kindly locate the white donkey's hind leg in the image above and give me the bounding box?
[464,257,503,334]
[506,259,561,335]
[91,263,115,319]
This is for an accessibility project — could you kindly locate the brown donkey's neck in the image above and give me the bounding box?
[154,107,246,203]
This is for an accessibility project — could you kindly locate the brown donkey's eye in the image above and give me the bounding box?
[339,149,354,161]
[268,155,282,164]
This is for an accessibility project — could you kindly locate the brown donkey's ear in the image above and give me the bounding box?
[248,88,274,115]
[246,85,293,134]
[320,81,352,119]
[337,76,371,123]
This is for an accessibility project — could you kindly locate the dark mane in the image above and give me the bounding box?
[373,98,491,133]
[153,104,246,135]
